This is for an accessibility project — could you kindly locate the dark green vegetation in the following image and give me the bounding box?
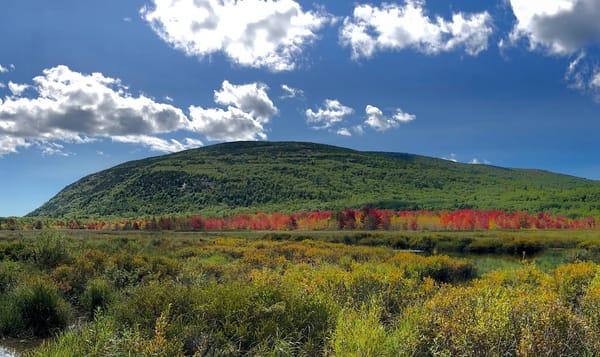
[2,231,600,355]
[28,141,600,218]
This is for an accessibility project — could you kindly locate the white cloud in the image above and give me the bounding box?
[443,153,458,162]
[565,52,587,89]
[364,105,415,131]
[189,80,278,141]
[164,95,174,102]
[305,99,354,129]
[112,135,203,152]
[340,1,493,59]
[141,0,330,71]
[0,65,194,155]
[0,136,29,155]
[469,158,490,165]
[353,125,365,135]
[7,82,29,96]
[565,52,600,100]
[280,84,304,99]
[123,17,132,22]
[337,127,352,136]
[0,82,5,88]
[0,66,277,155]
[40,142,71,157]
[214,80,277,123]
[508,0,600,55]
[0,64,15,74]
[189,106,267,141]
[591,71,600,89]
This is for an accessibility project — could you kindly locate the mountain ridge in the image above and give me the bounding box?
[28,141,600,218]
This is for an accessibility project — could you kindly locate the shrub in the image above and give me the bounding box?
[554,261,597,307]
[0,296,23,337]
[81,279,115,318]
[329,303,396,356]
[29,312,184,357]
[0,260,22,293]
[111,281,335,356]
[30,233,72,270]
[411,266,589,356]
[388,252,476,283]
[14,279,71,337]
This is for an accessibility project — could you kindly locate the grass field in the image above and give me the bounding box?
[2,229,600,355]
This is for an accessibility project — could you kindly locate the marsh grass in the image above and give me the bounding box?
[3,230,600,355]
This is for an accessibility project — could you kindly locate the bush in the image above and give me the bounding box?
[29,312,184,357]
[389,252,476,283]
[329,303,396,356]
[0,296,23,337]
[30,233,72,270]
[111,281,335,356]
[554,261,597,307]
[14,279,71,337]
[411,266,589,356]
[81,279,115,318]
[0,260,22,293]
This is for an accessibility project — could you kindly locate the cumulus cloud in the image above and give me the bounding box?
[214,80,277,123]
[305,99,354,129]
[0,64,15,74]
[591,72,600,89]
[7,82,29,96]
[141,0,330,71]
[112,135,203,152]
[0,136,29,155]
[340,1,493,59]
[508,0,600,55]
[0,65,197,155]
[280,84,304,99]
[364,105,415,131]
[336,127,352,136]
[189,80,277,141]
[0,65,280,155]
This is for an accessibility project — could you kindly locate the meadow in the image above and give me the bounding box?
[2,229,600,356]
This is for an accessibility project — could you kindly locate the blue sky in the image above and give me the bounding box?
[1,0,600,216]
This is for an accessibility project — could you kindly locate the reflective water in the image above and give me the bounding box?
[0,345,17,357]
[0,339,42,357]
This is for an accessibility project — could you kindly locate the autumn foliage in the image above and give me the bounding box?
[12,208,597,232]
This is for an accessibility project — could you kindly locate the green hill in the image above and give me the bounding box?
[27,141,600,218]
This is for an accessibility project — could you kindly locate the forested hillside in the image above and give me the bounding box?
[28,141,600,218]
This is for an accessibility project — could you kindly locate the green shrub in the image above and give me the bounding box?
[15,279,71,337]
[30,233,72,270]
[0,296,24,337]
[389,252,476,283]
[329,303,389,356]
[111,281,335,356]
[81,279,114,318]
[28,312,184,357]
[0,260,22,293]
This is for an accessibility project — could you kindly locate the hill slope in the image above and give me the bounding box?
[28,141,600,217]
